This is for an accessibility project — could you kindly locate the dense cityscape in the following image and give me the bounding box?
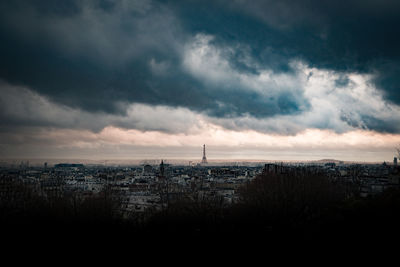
[2,145,400,219]
[2,147,400,254]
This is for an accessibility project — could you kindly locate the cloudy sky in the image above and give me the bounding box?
[1,0,400,162]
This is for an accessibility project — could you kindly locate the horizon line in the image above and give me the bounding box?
[0,157,391,165]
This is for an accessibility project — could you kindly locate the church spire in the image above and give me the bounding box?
[159,160,165,178]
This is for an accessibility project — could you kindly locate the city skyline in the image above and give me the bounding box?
[1,1,400,162]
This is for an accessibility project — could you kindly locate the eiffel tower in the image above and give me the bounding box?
[201,144,208,164]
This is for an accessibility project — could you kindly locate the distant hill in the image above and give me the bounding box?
[313,159,343,163]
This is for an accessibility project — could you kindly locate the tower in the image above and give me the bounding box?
[201,144,208,164]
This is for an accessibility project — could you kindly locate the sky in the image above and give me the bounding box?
[1,0,400,162]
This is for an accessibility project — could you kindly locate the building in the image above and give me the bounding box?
[143,164,153,174]
[54,163,84,169]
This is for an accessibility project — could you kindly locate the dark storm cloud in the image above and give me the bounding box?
[219,0,400,102]
[0,0,400,133]
[174,0,400,101]
[0,0,188,113]
[0,0,308,119]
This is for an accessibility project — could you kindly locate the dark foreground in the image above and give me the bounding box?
[2,171,400,256]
